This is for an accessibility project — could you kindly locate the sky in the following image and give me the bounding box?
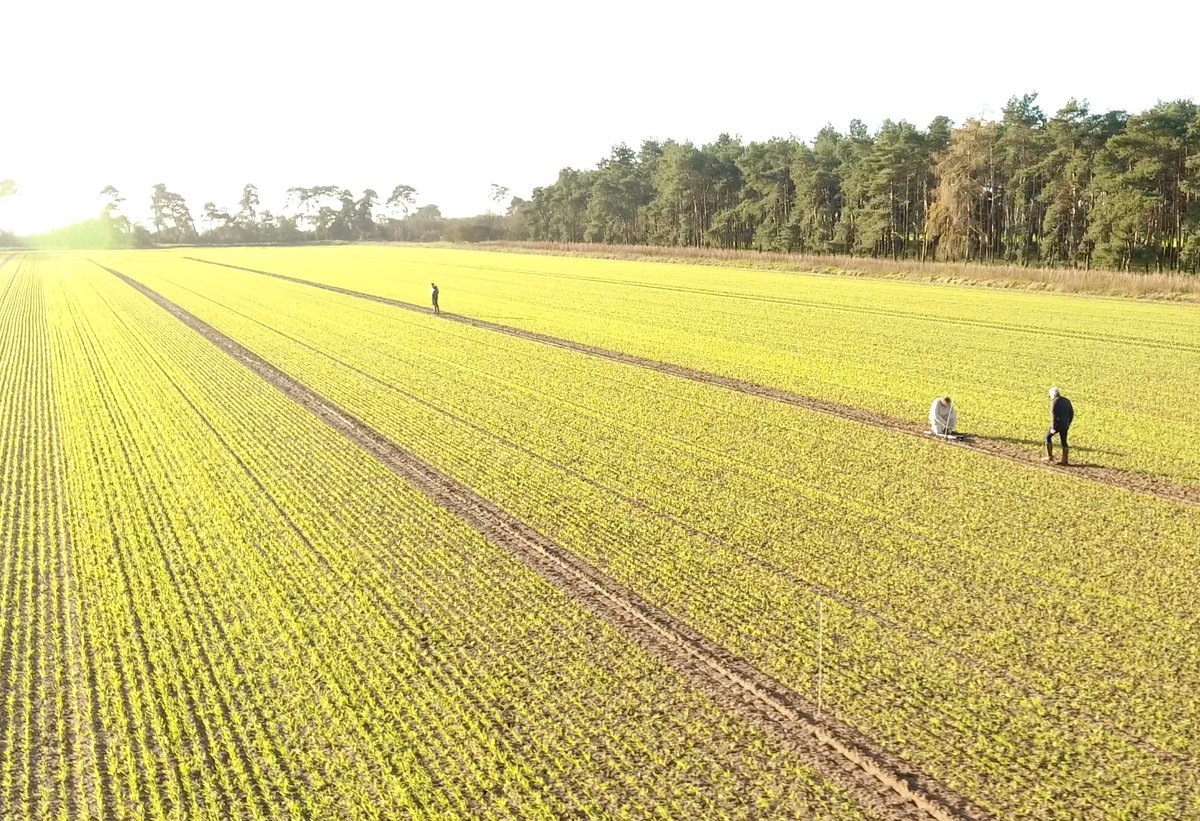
[2,0,1197,234]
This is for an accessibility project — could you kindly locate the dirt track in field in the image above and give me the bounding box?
[182,256,1200,509]
[102,261,996,821]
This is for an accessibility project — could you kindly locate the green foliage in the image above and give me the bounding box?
[1087,100,1200,271]
[104,245,1200,818]
[3,254,868,819]
[24,217,137,249]
[523,94,1200,272]
[150,182,197,243]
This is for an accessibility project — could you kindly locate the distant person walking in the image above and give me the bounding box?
[430,282,440,315]
[929,396,957,437]
[1043,387,1074,465]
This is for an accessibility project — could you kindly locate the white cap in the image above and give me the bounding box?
[1048,387,1060,398]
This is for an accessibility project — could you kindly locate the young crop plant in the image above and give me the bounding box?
[182,244,1200,490]
[1,253,868,820]
[98,248,1200,819]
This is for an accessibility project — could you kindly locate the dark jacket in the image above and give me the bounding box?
[1051,396,1074,430]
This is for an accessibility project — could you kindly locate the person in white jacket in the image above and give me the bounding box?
[929,396,956,436]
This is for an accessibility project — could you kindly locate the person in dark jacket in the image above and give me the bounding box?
[1043,387,1074,465]
[430,282,440,315]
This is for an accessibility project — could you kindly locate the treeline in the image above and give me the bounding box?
[24,182,517,249]
[11,94,1198,272]
[514,96,1200,273]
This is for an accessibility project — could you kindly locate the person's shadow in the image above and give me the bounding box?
[986,433,1123,457]
[984,433,1042,447]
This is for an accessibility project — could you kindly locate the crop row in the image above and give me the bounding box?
[105,250,1200,818]
[1,254,864,819]
[188,245,1200,487]
[0,256,77,821]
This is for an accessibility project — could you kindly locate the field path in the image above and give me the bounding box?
[183,256,1200,508]
[100,261,995,821]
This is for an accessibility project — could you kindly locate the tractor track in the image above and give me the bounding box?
[181,256,1200,509]
[101,262,997,820]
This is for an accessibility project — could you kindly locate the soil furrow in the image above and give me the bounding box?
[102,262,996,820]
[181,256,1200,508]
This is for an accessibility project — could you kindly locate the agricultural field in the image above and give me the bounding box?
[188,245,1200,491]
[0,254,873,819]
[3,246,1199,819]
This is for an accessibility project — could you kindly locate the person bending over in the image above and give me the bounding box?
[929,396,957,436]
